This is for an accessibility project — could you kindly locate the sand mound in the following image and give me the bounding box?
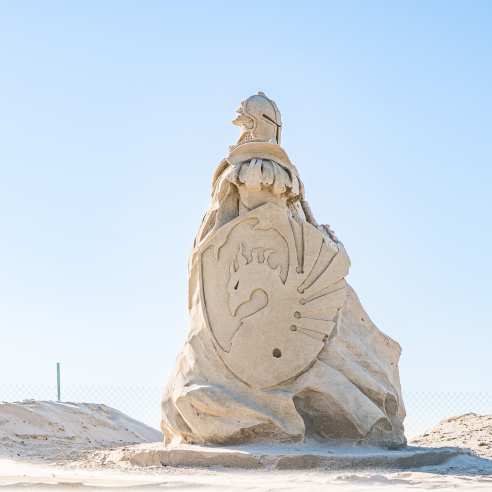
[0,400,161,462]
[411,413,492,459]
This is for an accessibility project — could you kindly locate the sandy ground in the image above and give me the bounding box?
[413,413,492,460]
[0,399,161,461]
[0,401,491,491]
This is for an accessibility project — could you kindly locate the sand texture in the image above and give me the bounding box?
[0,402,491,491]
[0,400,161,462]
[412,413,492,460]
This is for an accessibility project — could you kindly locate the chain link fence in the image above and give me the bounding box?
[1,384,491,439]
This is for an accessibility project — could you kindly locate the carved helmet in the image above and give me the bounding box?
[233,91,282,145]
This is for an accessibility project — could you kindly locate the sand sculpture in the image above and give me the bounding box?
[162,92,406,448]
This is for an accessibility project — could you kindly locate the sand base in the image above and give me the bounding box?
[107,442,467,470]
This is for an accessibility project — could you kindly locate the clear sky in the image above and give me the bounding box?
[1,1,491,405]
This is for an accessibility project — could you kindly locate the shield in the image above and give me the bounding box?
[198,203,349,389]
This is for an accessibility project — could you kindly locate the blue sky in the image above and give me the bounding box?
[1,1,491,404]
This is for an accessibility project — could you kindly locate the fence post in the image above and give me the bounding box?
[56,362,61,402]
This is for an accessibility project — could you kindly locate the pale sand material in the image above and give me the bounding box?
[0,402,491,490]
[163,93,405,448]
[97,441,466,470]
[0,400,161,461]
[412,413,492,459]
[1,454,492,491]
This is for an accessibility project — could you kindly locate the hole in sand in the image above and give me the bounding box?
[272,348,282,358]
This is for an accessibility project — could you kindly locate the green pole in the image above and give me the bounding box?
[56,362,61,402]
